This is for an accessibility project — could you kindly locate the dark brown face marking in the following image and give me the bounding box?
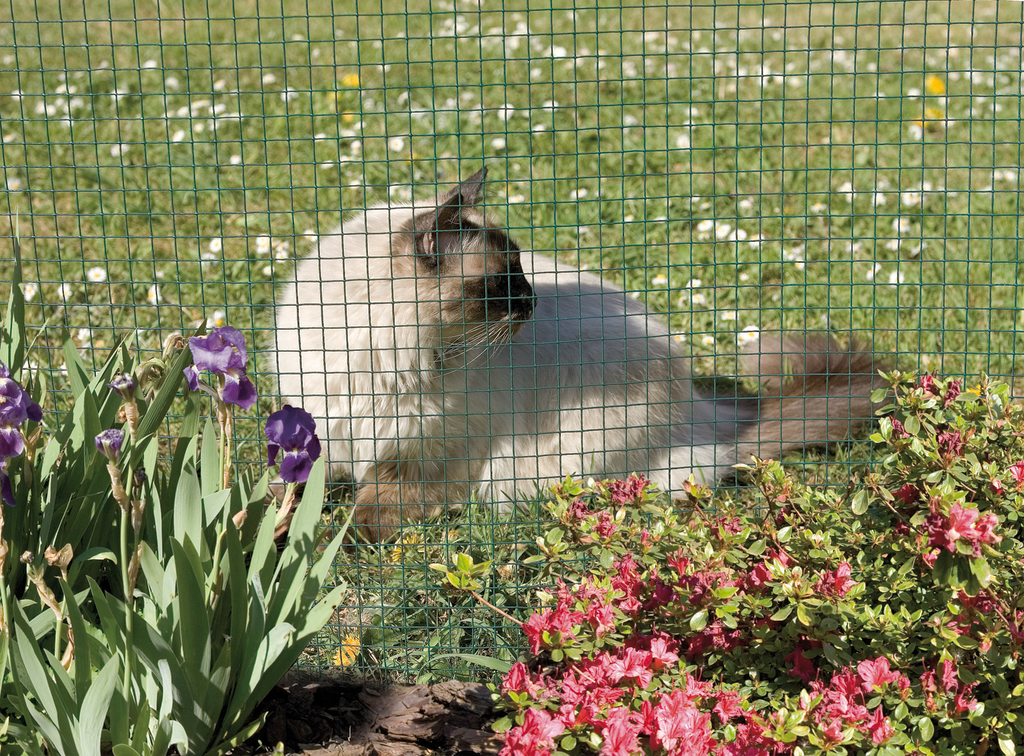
[406,170,535,347]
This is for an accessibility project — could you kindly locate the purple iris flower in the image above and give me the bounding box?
[95,428,125,463]
[0,361,42,506]
[183,326,257,411]
[265,405,321,484]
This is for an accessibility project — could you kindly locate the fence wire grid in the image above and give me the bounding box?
[0,0,1022,680]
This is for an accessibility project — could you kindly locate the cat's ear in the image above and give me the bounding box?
[414,168,487,264]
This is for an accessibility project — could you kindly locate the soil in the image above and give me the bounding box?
[234,673,503,756]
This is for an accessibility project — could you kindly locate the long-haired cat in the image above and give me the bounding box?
[273,169,882,541]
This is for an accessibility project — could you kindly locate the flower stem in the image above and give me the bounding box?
[119,496,135,711]
[217,399,234,491]
[468,589,523,628]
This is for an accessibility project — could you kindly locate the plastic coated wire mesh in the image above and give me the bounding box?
[0,1,1021,681]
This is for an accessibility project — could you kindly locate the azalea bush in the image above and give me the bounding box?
[0,244,345,756]
[438,373,1024,755]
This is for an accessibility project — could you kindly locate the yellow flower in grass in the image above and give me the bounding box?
[340,73,360,88]
[333,633,361,668]
[925,75,946,96]
[389,531,424,564]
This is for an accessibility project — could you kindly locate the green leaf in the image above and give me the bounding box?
[134,332,194,443]
[1,235,26,371]
[917,716,934,742]
[62,327,91,399]
[171,538,213,691]
[174,463,203,553]
[771,605,794,622]
[999,728,1016,756]
[851,490,869,516]
[689,610,708,631]
[425,653,514,673]
[77,656,121,756]
[201,417,221,499]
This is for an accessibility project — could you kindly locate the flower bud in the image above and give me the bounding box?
[95,428,125,463]
[108,373,136,401]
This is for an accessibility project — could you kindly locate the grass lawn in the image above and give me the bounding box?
[0,0,1021,680]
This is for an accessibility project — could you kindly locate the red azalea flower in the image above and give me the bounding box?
[890,417,910,438]
[606,474,649,506]
[893,483,919,505]
[815,562,856,598]
[943,379,962,407]
[918,373,938,395]
[786,645,816,684]
[937,429,964,458]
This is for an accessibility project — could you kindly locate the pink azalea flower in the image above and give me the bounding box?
[650,690,716,755]
[597,706,641,756]
[1009,461,1024,490]
[500,708,566,756]
[857,657,900,693]
[926,503,1002,557]
[865,707,895,744]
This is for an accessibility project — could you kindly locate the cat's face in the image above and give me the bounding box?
[398,170,536,351]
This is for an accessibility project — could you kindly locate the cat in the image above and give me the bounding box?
[273,168,883,542]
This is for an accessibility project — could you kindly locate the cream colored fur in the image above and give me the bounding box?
[273,179,881,539]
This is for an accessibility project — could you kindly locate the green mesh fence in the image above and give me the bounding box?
[0,0,1022,681]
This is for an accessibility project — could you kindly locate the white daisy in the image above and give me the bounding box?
[255,235,272,254]
[209,237,222,253]
[57,283,74,301]
[146,284,161,305]
[737,325,760,347]
[651,274,668,286]
[388,136,406,152]
[491,137,507,151]
[720,311,737,321]
[701,335,716,347]
[21,282,38,302]
[893,217,912,235]
[229,154,242,165]
[211,309,226,327]
[86,266,107,283]
[110,143,129,157]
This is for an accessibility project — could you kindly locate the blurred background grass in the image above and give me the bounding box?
[1,0,1021,679]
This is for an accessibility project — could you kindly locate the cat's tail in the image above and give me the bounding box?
[733,332,887,464]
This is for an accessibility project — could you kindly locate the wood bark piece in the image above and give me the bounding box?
[240,679,503,756]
